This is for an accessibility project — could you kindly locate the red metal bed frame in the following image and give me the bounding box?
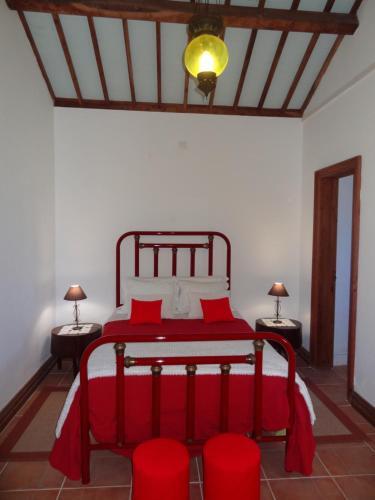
[79,231,296,484]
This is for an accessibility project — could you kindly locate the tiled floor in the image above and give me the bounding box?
[0,359,374,499]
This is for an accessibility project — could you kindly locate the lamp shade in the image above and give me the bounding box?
[184,34,229,79]
[268,282,289,297]
[64,284,87,301]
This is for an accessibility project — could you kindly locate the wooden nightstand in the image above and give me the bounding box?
[50,323,102,376]
[255,318,302,356]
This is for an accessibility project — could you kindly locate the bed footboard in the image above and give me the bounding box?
[79,333,296,484]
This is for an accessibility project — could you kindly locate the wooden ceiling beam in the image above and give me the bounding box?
[52,13,82,103]
[258,0,300,109]
[7,0,358,34]
[122,19,136,103]
[18,11,55,101]
[301,34,343,113]
[156,21,162,104]
[301,0,363,114]
[54,97,303,118]
[282,0,335,111]
[233,0,265,108]
[87,16,109,101]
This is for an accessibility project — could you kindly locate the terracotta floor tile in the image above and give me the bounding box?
[196,456,203,479]
[335,475,375,499]
[269,478,345,499]
[317,443,375,475]
[298,367,345,386]
[59,487,131,499]
[58,372,76,388]
[357,421,375,434]
[337,405,375,434]
[0,418,22,446]
[190,457,199,483]
[332,366,348,381]
[189,483,202,500]
[261,481,274,500]
[262,449,327,479]
[0,461,64,490]
[317,385,349,405]
[15,390,43,417]
[39,373,66,388]
[0,490,59,500]
[64,455,132,488]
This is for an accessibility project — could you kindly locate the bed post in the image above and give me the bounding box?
[151,365,162,437]
[80,351,90,484]
[220,364,231,432]
[114,343,126,447]
[186,364,197,442]
[253,339,265,440]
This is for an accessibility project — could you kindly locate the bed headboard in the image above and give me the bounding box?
[116,231,231,307]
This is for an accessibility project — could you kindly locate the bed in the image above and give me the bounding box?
[49,231,316,483]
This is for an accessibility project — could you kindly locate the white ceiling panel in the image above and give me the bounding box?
[299,0,327,11]
[214,28,253,106]
[288,34,337,108]
[231,0,262,6]
[59,15,103,100]
[238,29,282,107]
[128,20,157,102]
[93,17,132,101]
[331,0,356,13]
[161,23,187,103]
[265,0,294,8]
[24,12,76,98]
[264,31,312,108]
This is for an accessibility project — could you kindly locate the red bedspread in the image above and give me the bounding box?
[50,318,315,480]
[103,317,255,341]
[50,374,315,480]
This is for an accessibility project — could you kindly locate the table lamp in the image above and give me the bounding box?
[268,282,289,324]
[64,284,87,330]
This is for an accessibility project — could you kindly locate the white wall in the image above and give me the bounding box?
[54,109,302,329]
[302,69,375,405]
[333,176,353,366]
[0,2,55,410]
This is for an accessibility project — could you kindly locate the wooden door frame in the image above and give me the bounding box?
[310,156,361,396]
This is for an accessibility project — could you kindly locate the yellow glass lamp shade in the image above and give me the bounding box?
[184,34,229,79]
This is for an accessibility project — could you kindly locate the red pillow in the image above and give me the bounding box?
[130,299,162,325]
[200,297,235,323]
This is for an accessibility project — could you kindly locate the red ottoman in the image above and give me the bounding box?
[132,438,189,500]
[203,433,261,500]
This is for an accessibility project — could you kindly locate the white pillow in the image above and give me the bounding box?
[177,277,229,314]
[123,277,177,312]
[188,290,231,319]
[128,293,174,319]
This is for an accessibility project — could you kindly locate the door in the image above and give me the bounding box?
[310,156,361,395]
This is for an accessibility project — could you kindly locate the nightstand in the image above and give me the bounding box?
[50,323,102,376]
[255,318,302,356]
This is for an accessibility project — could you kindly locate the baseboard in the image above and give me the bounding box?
[298,346,311,364]
[350,390,375,426]
[0,356,56,433]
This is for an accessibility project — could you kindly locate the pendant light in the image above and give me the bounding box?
[184,15,229,97]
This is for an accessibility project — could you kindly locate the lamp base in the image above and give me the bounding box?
[272,319,282,324]
[72,325,83,331]
[197,71,217,97]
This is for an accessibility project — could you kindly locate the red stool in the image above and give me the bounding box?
[132,438,189,500]
[203,433,261,500]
